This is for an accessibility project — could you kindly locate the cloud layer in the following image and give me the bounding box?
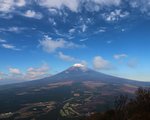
[0,64,50,81]
[38,0,79,12]
[0,0,26,13]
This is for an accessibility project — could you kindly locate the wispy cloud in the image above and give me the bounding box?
[94,27,107,34]
[83,0,121,12]
[102,9,129,22]
[114,54,128,60]
[107,40,112,44]
[0,27,25,33]
[58,52,77,62]
[0,39,7,43]
[49,18,57,26]
[0,64,50,81]
[1,43,20,51]
[23,10,43,19]
[38,0,79,12]
[0,0,26,13]
[69,28,76,34]
[80,38,88,42]
[9,67,21,75]
[8,27,24,32]
[129,0,150,14]
[0,0,149,20]
[39,35,84,53]
[92,0,121,6]
[25,64,50,80]
[81,24,87,32]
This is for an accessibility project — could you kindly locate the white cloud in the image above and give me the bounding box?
[0,0,15,12]
[23,10,43,19]
[82,24,87,32]
[98,29,106,33]
[93,56,112,70]
[114,54,128,60]
[80,38,88,42]
[107,40,112,44]
[9,68,21,75]
[103,9,129,22]
[8,27,24,32]
[15,0,26,7]
[129,0,150,14]
[92,0,121,6]
[0,0,26,13]
[49,18,57,26]
[0,39,7,43]
[114,54,137,68]
[48,8,58,14]
[39,36,65,53]
[0,64,50,81]
[83,0,121,12]
[3,67,23,81]
[0,27,25,33]
[38,0,79,12]
[0,0,149,19]
[39,35,83,53]
[58,52,77,62]
[69,28,76,34]
[94,27,107,34]
[58,52,88,68]
[8,27,19,32]
[25,64,50,80]
[1,43,20,51]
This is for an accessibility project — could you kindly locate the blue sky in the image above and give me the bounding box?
[0,0,150,82]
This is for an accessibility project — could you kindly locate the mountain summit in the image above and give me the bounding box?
[7,65,149,87]
[73,63,85,67]
[34,64,147,86]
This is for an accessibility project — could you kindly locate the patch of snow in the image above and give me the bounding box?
[73,63,85,67]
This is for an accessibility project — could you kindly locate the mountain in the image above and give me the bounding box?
[18,63,149,87]
[0,64,149,120]
[1,64,149,88]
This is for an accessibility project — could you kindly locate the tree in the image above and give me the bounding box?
[86,87,150,120]
[114,95,128,120]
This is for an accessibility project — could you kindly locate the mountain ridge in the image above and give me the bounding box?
[0,64,149,89]
[36,64,149,86]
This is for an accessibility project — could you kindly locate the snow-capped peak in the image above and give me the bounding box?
[73,63,85,67]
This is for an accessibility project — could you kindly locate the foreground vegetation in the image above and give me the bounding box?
[86,87,150,120]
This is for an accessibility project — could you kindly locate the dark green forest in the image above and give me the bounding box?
[86,88,150,120]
